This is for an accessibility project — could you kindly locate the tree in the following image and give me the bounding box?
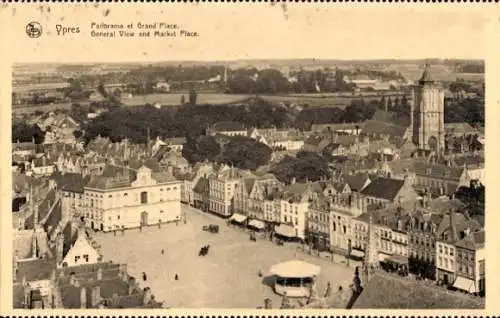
[220,136,273,170]
[270,151,329,184]
[182,136,220,164]
[180,95,186,105]
[189,90,198,105]
[12,119,45,144]
[73,130,84,139]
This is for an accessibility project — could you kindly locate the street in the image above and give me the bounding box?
[94,205,357,308]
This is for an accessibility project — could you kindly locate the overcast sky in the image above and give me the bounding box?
[1,4,492,63]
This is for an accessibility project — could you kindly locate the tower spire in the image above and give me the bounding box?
[419,63,434,84]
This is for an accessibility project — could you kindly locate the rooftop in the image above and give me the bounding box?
[353,273,484,309]
[360,177,405,201]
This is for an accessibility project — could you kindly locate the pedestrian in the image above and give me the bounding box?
[175,274,179,281]
[161,249,164,255]
[142,272,147,281]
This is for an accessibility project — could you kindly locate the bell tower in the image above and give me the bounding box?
[412,64,445,155]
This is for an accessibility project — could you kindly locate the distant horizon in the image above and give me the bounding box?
[13,58,485,67]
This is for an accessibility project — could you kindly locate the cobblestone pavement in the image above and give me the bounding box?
[94,205,357,308]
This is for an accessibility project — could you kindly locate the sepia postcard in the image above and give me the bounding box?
[1,3,500,316]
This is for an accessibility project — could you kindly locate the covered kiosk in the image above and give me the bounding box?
[229,213,247,226]
[274,224,297,241]
[269,260,321,298]
[248,219,266,232]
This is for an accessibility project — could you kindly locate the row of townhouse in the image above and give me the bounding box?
[307,188,485,296]
[177,162,485,296]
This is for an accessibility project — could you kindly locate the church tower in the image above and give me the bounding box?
[412,64,445,155]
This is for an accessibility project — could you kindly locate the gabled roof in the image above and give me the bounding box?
[414,162,464,181]
[16,258,56,282]
[282,182,311,203]
[52,172,90,193]
[129,158,161,172]
[363,119,408,139]
[244,178,257,195]
[343,173,370,192]
[385,159,419,176]
[86,165,137,190]
[59,278,130,308]
[32,156,56,168]
[455,230,485,250]
[151,171,178,183]
[360,177,405,201]
[23,188,57,229]
[193,177,209,194]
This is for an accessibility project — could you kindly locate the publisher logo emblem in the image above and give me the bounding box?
[26,22,42,38]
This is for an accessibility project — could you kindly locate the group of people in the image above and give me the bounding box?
[199,244,210,256]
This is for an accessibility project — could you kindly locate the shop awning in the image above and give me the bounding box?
[385,254,408,265]
[248,219,265,230]
[229,213,247,224]
[453,276,478,293]
[378,253,391,262]
[350,249,365,258]
[274,224,296,238]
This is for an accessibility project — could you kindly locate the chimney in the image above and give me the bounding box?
[97,267,103,281]
[91,286,101,307]
[56,235,64,264]
[128,277,136,295]
[120,264,128,281]
[449,210,458,241]
[80,287,87,309]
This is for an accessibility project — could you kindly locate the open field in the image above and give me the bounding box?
[121,93,253,107]
[12,102,75,115]
[261,94,392,108]
[387,64,484,82]
[94,205,357,308]
[12,93,388,114]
